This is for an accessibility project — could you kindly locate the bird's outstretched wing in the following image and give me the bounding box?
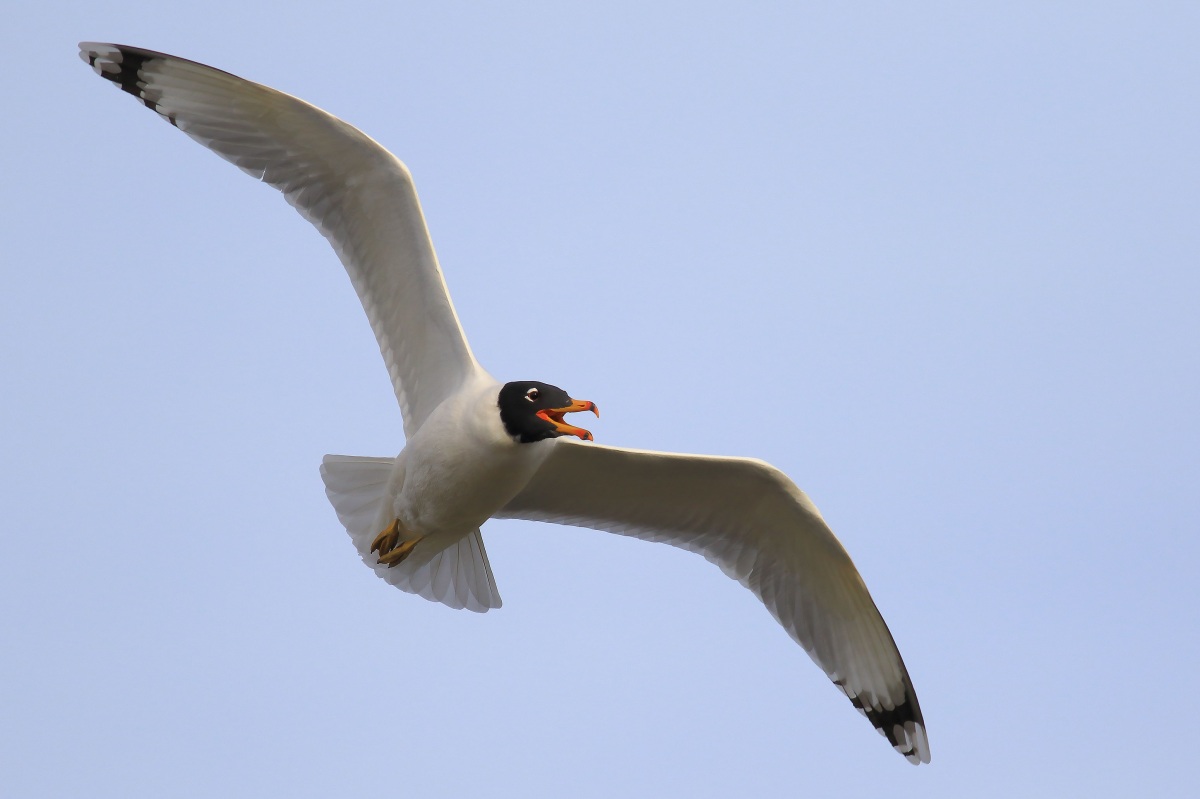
[79,43,481,436]
[498,440,930,764]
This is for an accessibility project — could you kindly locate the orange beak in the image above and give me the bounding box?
[536,399,600,441]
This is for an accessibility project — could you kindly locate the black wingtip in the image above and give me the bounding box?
[79,43,179,126]
[848,688,930,764]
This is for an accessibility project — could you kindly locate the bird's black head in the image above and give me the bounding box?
[498,381,599,443]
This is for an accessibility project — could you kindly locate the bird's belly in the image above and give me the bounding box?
[394,432,545,536]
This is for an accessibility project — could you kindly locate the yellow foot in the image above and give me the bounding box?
[377,537,421,567]
[370,519,423,568]
[370,519,402,557]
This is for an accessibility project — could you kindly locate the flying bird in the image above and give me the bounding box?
[80,42,930,764]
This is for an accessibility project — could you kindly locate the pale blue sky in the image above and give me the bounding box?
[3,2,1198,796]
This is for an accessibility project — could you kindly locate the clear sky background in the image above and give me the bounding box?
[3,2,1198,796]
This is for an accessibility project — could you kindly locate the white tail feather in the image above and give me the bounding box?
[319,455,502,612]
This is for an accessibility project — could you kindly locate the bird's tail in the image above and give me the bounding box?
[319,455,502,612]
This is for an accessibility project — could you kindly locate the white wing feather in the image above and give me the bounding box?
[498,440,930,764]
[79,42,481,435]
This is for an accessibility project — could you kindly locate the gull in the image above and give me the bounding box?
[79,42,930,764]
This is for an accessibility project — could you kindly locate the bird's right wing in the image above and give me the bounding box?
[79,43,482,436]
[497,440,930,764]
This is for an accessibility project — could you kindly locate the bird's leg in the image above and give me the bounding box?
[370,519,423,568]
[371,519,402,557]
[377,537,421,567]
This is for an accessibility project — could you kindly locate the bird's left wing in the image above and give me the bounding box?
[497,440,930,764]
[79,43,481,436]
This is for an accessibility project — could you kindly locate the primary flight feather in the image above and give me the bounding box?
[80,42,930,764]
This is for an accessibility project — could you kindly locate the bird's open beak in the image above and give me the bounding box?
[537,399,599,442]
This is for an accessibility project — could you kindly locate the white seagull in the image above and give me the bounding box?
[80,42,930,764]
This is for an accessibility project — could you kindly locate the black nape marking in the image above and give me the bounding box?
[89,46,178,127]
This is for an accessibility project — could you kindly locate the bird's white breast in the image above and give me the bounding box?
[392,377,552,536]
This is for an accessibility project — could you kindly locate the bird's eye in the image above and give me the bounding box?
[525,388,539,402]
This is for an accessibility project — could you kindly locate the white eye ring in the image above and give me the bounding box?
[525,388,539,402]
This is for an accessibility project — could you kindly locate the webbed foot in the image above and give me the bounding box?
[371,519,423,568]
